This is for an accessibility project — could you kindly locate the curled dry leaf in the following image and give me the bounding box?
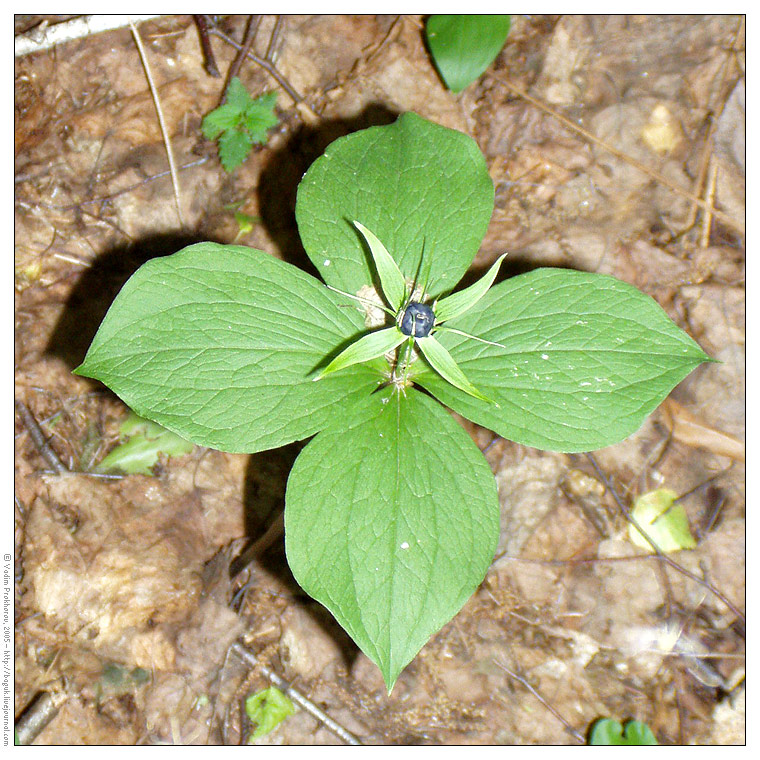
[660,397,744,462]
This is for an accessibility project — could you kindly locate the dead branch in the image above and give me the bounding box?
[128,18,185,229]
[494,658,586,744]
[14,685,70,745]
[193,15,220,77]
[220,15,262,102]
[205,18,320,124]
[15,400,68,475]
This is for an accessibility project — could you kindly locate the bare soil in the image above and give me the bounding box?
[14,14,744,745]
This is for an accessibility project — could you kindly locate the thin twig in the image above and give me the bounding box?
[14,687,70,745]
[264,16,285,62]
[193,15,220,77]
[229,511,284,581]
[586,453,745,624]
[206,23,306,110]
[700,160,718,248]
[487,73,744,235]
[230,642,363,745]
[15,400,68,474]
[494,659,586,744]
[21,158,210,214]
[682,115,716,234]
[221,15,262,103]
[128,16,185,229]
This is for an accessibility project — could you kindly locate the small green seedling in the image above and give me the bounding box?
[245,687,295,742]
[75,113,711,691]
[95,411,193,475]
[589,718,658,745]
[426,15,511,92]
[201,77,278,172]
[628,488,697,553]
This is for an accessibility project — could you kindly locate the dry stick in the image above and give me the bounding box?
[681,115,717,235]
[230,642,363,745]
[700,161,719,248]
[220,15,262,103]
[14,688,70,745]
[493,659,586,744]
[585,453,745,625]
[364,15,403,65]
[193,14,220,77]
[128,17,185,229]
[207,22,318,121]
[15,400,68,474]
[264,15,285,62]
[229,511,284,582]
[28,158,210,213]
[683,18,743,236]
[487,73,744,236]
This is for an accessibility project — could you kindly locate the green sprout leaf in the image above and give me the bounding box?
[315,326,407,380]
[233,210,260,236]
[95,411,193,475]
[285,386,500,691]
[628,488,697,553]
[75,242,384,454]
[201,78,277,172]
[434,253,507,323]
[590,718,658,745]
[244,687,295,741]
[354,220,407,311]
[416,335,493,404]
[426,15,511,93]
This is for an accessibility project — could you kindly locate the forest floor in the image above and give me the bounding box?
[14,14,744,745]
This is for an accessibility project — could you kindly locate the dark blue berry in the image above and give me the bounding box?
[400,302,435,338]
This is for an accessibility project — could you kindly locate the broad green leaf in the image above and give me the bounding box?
[426,15,511,93]
[413,268,712,452]
[245,687,295,741]
[76,243,384,454]
[95,411,193,475]
[314,326,407,380]
[416,336,492,404]
[590,718,658,745]
[296,112,494,299]
[434,253,508,323]
[285,387,500,691]
[628,488,697,553]
[353,221,407,311]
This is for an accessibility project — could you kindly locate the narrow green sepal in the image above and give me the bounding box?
[434,253,508,323]
[314,326,407,380]
[416,336,496,404]
[354,221,407,312]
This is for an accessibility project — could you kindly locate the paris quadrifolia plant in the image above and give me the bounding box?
[75,113,712,691]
